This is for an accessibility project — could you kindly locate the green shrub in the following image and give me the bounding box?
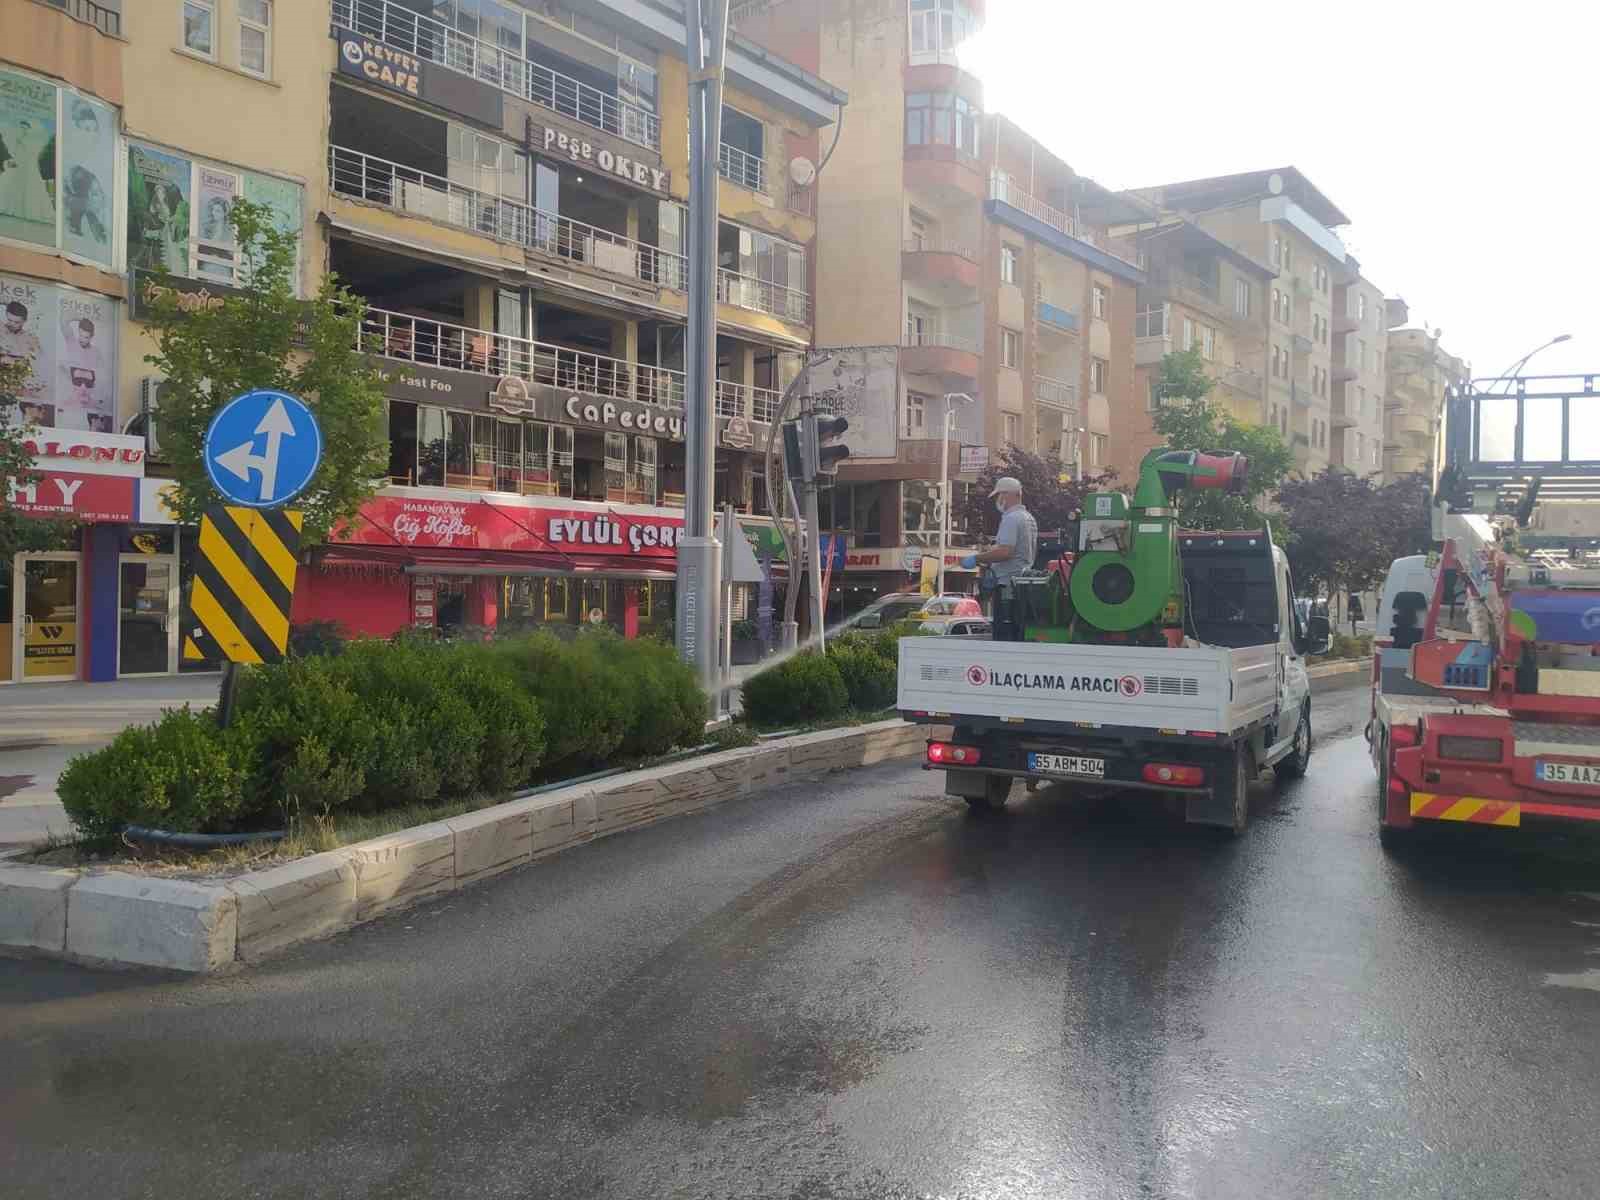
[492,633,633,775]
[829,643,897,711]
[59,707,246,842]
[446,648,546,793]
[287,620,348,658]
[589,632,706,758]
[741,651,848,727]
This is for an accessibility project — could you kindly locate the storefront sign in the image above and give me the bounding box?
[561,393,682,439]
[375,361,474,402]
[534,123,669,194]
[1,272,120,432]
[837,546,979,573]
[21,429,145,476]
[722,417,754,449]
[24,619,77,677]
[960,446,989,473]
[348,495,686,559]
[7,471,136,521]
[335,29,502,129]
[128,268,242,321]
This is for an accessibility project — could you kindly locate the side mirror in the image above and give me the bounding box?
[1303,613,1332,656]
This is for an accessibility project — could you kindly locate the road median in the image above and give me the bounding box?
[0,718,941,974]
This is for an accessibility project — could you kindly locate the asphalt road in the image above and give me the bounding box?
[7,674,1600,1200]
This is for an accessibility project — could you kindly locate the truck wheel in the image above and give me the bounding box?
[966,775,1012,813]
[1225,741,1250,836]
[1274,705,1312,781]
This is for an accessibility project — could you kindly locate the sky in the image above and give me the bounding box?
[960,0,1597,383]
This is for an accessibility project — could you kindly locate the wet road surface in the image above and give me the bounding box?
[6,676,1600,1199]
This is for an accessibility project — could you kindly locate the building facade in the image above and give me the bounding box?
[1384,327,1468,482]
[735,0,1143,608]
[0,0,846,680]
[1327,260,1395,479]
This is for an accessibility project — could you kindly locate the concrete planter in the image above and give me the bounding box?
[0,719,942,974]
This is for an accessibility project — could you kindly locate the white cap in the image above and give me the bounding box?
[988,476,1022,498]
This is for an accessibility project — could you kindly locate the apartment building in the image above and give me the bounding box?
[0,0,846,680]
[737,0,1144,609]
[1327,260,1397,479]
[1130,168,1354,478]
[1385,326,1468,482]
[1117,218,1274,476]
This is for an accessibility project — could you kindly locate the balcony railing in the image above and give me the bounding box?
[751,384,781,424]
[989,171,1146,270]
[903,330,979,354]
[718,142,767,194]
[358,306,686,412]
[333,0,660,149]
[330,146,687,290]
[1037,300,1080,334]
[718,269,809,323]
[903,237,979,261]
[39,0,120,35]
[712,380,782,424]
[1035,375,1078,411]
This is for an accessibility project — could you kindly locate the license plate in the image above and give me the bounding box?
[1028,752,1105,778]
[1535,760,1600,786]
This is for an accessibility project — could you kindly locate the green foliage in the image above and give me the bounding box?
[828,642,897,711]
[140,197,388,542]
[0,358,77,559]
[1153,393,1292,532]
[1154,346,1215,406]
[741,651,849,727]
[731,618,760,641]
[287,620,349,658]
[58,708,246,843]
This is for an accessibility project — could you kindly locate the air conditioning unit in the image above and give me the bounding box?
[130,375,171,457]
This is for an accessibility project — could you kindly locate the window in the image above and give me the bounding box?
[1202,325,1215,361]
[1283,243,1292,271]
[1357,294,1367,322]
[1271,288,1280,321]
[239,0,271,76]
[1372,440,1381,467]
[1000,328,1019,368]
[908,210,930,251]
[1091,357,1108,394]
[183,0,214,57]
[1091,434,1107,467]
[1272,345,1282,377]
[1149,379,1163,411]
[1355,431,1364,462]
[1234,279,1251,318]
[1183,316,1196,351]
[1000,245,1018,284]
[1283,293,1292,324]
[905,91,982,156]
[1003,412,1020,447]
[905,301,937,345]
[1092,285,1108,320]
[1135,303,1167,338]
[1271,236,1281,267]
[720,106,766,191]
[906,390,930,437]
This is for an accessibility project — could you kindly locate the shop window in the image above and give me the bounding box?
[0,70,117,271]
[604,431,628,499]
[544,577,570,622]
[387,401,419,485]
[631,436,657,502]
[418,406,448,486]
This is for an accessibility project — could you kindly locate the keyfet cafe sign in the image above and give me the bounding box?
[489,377,760,446]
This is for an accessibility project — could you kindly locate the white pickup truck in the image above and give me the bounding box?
[898,532,1329,833]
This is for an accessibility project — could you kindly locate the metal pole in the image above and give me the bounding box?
[937,403,951,598]
[804,481,826,653]
[780,476,802,650]
[675,0,730,700]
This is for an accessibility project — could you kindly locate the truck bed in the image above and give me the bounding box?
[897,637,1278,736]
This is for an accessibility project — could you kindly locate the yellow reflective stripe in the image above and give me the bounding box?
[189,577,262,665]
[223,506,298,594]
[1440,798,1482,822]
[198,518,289,650]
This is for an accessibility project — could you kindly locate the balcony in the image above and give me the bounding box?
[986,171,1146,277]
[1333,311,1360,335]
[358,305,685,411]
[715,379,780,423]
[901,331,980,384]
[333,0,661,149]
[1330,397,1357,428]
[1144,269,1227,320]
[902,238,981,292]
[718,142,767,194]
[1391,410,1431,439]
[1332,362,1359,383]
[717,269,810,324]
[1136,334,1172,366]
[40,0,121,35]
[330,146,687,290]
[1037,300,1080,336]
[1035,375,1078,415]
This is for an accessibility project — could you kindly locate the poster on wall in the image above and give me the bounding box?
[194,166,238,282]
[0,272,117,431]
[0,69,58,248]
[128,143,191,273]
[244,171,304,290]
[811,345,899,459]
[60,92,115,266]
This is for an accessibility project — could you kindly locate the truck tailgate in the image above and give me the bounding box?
[897,638,1276,734]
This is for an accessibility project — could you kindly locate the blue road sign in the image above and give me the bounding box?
[203,390,323,509]
[818,534,848,569]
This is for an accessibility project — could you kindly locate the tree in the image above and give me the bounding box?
[1151,353,1292,532]
[1277,470,1432,606]
[142,198,387,542]
[0,358,75,559]
[957,444,1115,543]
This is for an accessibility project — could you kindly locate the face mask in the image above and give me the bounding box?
[995,499,1007,514]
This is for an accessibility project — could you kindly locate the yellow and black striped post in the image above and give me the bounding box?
[182,505,304,666]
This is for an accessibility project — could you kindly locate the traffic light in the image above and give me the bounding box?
[806,412,851,477]
[781,419,804,480]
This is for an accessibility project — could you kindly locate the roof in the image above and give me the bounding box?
[1135,218,1276,278]
[988,114,1157,226]
[1135,167,1351,228]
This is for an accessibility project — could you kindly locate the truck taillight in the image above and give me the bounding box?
[1390,724,1420,748]
[927,742,981,765]
[1142,763,1205,786]
[1438,734,1502,762]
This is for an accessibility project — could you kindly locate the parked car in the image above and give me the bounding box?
[850,592,977,630]
[920,617,992,637]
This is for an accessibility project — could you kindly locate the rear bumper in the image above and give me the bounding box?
[926,763,1208,797]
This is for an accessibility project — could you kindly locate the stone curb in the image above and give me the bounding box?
[1308,657,1373,681]
[0,719,941,973]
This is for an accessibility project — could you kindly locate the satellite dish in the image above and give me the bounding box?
[789,156,817,187]
[1266,172,1284,195]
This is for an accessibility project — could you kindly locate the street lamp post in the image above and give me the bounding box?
[1494,333,1572,391]
[936,391,973,597]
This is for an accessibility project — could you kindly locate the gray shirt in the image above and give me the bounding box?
[991,504,1038,589]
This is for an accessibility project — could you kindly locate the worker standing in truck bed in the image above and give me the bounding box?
[960,476,1037,641]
